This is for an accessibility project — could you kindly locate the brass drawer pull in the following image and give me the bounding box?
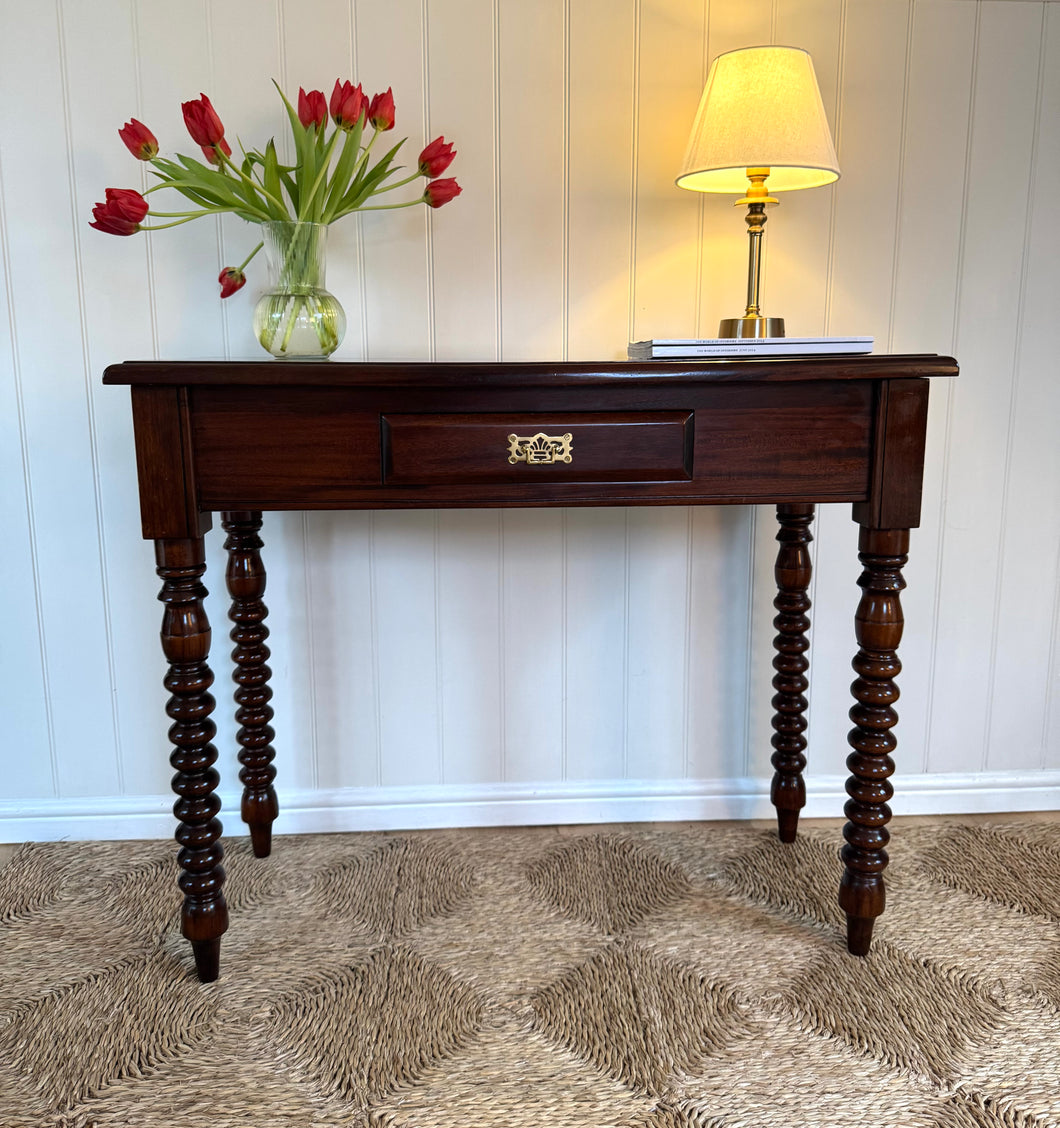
[507,431,573,465]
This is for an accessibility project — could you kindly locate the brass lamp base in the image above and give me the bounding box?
[718,315,785,339]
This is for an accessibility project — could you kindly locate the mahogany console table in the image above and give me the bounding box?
[104,355,957,982]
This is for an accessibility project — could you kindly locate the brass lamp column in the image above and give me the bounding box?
[676,46,840,339]
[725,167,783,338]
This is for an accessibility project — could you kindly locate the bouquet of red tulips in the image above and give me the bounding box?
[90,79,460,345]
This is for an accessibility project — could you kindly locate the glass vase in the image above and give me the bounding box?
[252,221,346,359]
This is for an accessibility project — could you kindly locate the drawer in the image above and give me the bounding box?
[382,412,694,485]
[191,387,380,506]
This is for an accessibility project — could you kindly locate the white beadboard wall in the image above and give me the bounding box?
[1,0,1058,842]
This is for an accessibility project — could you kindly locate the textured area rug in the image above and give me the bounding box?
[1,821,1059,1128]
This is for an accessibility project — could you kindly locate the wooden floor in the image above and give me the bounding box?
[2,810,1059,874]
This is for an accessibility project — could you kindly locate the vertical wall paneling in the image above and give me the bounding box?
[625,508,693,779]
[279,0,365,791]
[352,0,433,360]
[767,0,845,782]
[372,511,442,785]
[629,0,707,343]
[438,511,504,784]
[427,0,500,361]
[0,156,55,799]
[770,0,843,339]
[1038,3,1060,766]
[745,505,787,781]
[497,0,566,360]
[199,0,320,797]
[63,0,177,798]
[2,0,1059,840]
[0,2,119,798]
[561,1,636,778]
[304,514,380,791]
[566,0,637,359]
[805,1,912,782]
[985,3,1059,771]
[928,1,1044,774]
[699,0,775,781]
[501,510,566,783]
[563,509,629,779]
[136,0,226,361]
[685,508,753,781]
[890,0,977,772]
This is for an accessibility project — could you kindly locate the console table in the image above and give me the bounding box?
[104,355,957,982]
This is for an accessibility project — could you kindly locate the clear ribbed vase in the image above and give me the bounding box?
[252,221,346,358]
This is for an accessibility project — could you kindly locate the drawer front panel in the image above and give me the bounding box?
[383,412,694,485]
[192,388,380,506]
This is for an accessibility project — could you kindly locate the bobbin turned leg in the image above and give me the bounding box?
[221,511,278,858]
[840,527,908,956]
[156,538,228,982]
[770,504,815,843]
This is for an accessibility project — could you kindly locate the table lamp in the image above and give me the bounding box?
[676,45,840,339]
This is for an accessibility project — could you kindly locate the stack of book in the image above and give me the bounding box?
[627,336,873,360]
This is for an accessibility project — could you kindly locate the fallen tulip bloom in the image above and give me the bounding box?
[368,88,395,131]
[423,177,461,208]
[218,267,247,298]
[182,93,226,147]
[418,136,456,178]
[298,88,328,130]
[118,118,158,161]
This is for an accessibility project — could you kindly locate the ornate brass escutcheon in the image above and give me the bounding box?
[507,432,574,465]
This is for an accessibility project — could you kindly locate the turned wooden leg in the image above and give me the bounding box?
[840,527,908,956]
[221,511,278,859]
[771,503,814,843]
[157,538,228,983]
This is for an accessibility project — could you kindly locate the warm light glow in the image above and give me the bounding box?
[676,45,840,194]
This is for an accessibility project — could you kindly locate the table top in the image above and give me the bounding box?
[103,354,959,387]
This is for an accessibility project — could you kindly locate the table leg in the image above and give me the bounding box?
[840,527,908,955]
[771,503,815,843]
[221,511,278,859]
[156,537,228,982]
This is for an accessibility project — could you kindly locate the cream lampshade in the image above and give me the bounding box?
[677,45,840,338]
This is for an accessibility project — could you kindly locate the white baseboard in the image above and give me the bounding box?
[1,771,1058,843]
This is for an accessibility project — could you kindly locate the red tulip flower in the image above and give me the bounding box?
[423,177,461,209]
[200,137,232,165]
[418,136,456,178]
[182,93,226,147]
[118,118,158,161]
[298,88,328,130]
[368,88,395,131]
[89,188,149,236]
[103,188,149,223]
[218,266,247,298]
[329,80,366,131]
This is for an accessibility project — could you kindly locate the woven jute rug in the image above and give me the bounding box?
[1,820,1059,1128]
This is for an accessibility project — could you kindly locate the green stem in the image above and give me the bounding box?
[216,148,290,218]
[356,198,426,211]
[237,241,264,272]
[140,215,219,231]
[350,130,380,180]
[299,128,342,222]
[371,170,423,194]
[147,207,233,218]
